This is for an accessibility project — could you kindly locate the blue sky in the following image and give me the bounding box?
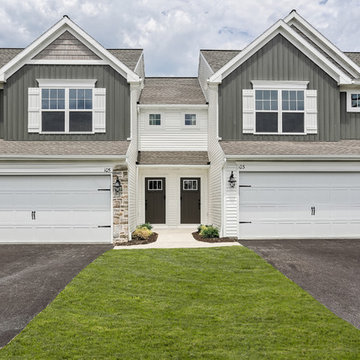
[0,0,359,76]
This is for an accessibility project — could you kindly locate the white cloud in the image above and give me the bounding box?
[0,0,359,75]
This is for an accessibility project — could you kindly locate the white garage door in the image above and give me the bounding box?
[0,175,111,243]
[239,172,360,239]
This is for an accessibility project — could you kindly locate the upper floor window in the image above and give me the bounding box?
[41,88,93,132]
[149,114,161,126]
[347,91,360,112]
[28,79,106,134]
[242,81,317,135]
[185,114,196,126]
[255,89,304,133]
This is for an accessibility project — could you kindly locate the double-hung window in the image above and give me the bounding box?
[255,89,305,133]
[347,91,360,112]
[243,81,317,135]
[28,79,106,134]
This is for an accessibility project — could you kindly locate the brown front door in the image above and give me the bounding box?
[181,178,201,224]
[145,178,166,224]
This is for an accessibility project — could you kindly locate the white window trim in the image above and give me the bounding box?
[39,81,96,134]
[148,179,163,191]
[37,79,97,88]
[182,179,198,191]
[252,80,309,90]
[252,81,307,135]
[183,113,199,129]
[346,90,360,112]
[146,112,164,129]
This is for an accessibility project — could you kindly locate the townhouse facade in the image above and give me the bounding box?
[0,11,359,243]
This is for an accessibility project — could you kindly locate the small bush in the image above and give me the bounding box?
[132,227,152,240]
[198,225,219,238]
[137,223,153,230]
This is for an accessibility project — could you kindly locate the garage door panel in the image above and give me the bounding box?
[239,172,360,239]
[0,175,111,243]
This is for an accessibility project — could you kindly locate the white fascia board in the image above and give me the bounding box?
[209,20,352,85]
[137,104,208,109]
[284,11,360,78]
[0,17,140,83]
[225,154,360,161]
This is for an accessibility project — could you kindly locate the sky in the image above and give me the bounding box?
[0,0,359,76]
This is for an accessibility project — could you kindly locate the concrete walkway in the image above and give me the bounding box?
[114,227,241,249]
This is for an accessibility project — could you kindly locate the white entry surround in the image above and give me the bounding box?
[223,160,360,239]
[137,166,209,227]
[0,161,120,243]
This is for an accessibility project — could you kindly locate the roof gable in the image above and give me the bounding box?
[284,11,360,79]
[209,17,353,85]
[32,30,100,60]
[0,16,140,83]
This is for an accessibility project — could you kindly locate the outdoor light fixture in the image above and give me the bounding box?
[228,171,236,188]
[114,176,122,194]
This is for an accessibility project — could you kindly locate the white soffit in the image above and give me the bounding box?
[284,11,360,79]
[0,16,140,83]
[209,19,352,85]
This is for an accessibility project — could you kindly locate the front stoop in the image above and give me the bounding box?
[113,165,129,245]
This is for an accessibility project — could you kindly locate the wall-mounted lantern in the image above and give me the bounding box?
[114,176,122,194]
[228,171,237,188]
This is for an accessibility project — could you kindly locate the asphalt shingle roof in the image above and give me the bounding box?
[0,140,129,156]
[0,48,142,71]
[0,48,23,68]
[220,140,360,156]
[137,151,209,165]
[344,52,360,67]
[139,78,206,104]
[200,50,240,73]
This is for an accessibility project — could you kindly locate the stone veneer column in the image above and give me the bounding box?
[113,165,129,244]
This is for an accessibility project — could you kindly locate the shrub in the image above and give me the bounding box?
[137,223,153,230]
[132,227,152,240]
[199,225,219,238]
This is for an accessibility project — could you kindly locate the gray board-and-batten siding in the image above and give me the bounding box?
[218,34,341,142]
[2,65,130,141]
[340,92,360,139]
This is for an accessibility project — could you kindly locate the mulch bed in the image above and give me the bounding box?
[192,232,238,243]
[117,232,158,246]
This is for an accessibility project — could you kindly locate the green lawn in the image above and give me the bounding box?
[1,247,359,359]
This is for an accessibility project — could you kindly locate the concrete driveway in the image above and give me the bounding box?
[0,244,112,348]
[241,239,360,329]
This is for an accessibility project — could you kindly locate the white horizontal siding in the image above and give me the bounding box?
[138,109,208,151]
[137,167,208,227]
[207,84,225,234]
[223,163,239,237]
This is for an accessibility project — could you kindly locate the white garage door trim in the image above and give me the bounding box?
[0,174,112,244]
[238,171,360,240]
